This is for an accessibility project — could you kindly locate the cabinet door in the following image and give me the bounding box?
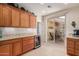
[12,8,20,27]
[3,5,12,26]
[23,37,35,53]
[20,12,29,27]
[12,40,22,56]
[67,38,75,55]
[30,15,36,28]
[75,40,79,55]
[0,44,12,56]
[23,43,34,53]
[0,4,4,26]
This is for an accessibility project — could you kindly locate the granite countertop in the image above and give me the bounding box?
[67,34,79,39]
[0,33,36,41]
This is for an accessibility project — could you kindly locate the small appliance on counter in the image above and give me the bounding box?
[34,35,41,48]
[73,29,79,36]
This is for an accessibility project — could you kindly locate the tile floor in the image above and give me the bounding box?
[22,41,67,56]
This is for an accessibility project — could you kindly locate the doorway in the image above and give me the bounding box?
[47,16,66,43]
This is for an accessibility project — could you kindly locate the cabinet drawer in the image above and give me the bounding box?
[0,39,21,46]
[23,43,34,49]
[23,37,34,41]
[23,37,34,45]
[23,39,34,45]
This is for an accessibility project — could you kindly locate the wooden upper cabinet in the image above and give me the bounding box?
[20,11,30,27]
[11,7,20,27]
[0,4,36,28]
[30,14,36,28]
[2,4,12,27]
[0,4,4,26]
[0,44,12,56]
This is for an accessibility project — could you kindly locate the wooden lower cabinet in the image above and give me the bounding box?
[75,40,79,56]
[23,37,35,53]
[23,44,34,53]
[67,48,75,55]
[0,36,35,56]
[67,38,79,56]
[12,39,22,56]
[0,44,12,56]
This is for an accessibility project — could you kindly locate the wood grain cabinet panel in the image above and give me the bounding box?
[75,40,79,49]
[30,15,36,28]
[67,38,75,55]
[0,36,35,56]
[75,40,79,56]
[20,11,29,27]
[0,4,4,26]
[0,4,36,28]
[23,37,35,53]
[67,48,75,55]
[23,37,34,45]
[23,43,34,53]
[67,38,75,48]
[2,4,12,27]
[67,38,79,56]
[11,8,20,27]
[0,44,12,56]
[12,39,22,56]
[75,50,79,56]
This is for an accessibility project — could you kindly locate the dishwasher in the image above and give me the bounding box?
[34,35,41,48]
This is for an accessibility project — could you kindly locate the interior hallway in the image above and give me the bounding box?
[22,41,67,56]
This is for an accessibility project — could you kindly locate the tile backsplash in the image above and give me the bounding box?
[0,28,2,38]
[0,27,37,36]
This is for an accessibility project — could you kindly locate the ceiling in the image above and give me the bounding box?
[18,3,79,16]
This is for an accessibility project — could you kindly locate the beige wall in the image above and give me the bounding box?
[66,6,79,36]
